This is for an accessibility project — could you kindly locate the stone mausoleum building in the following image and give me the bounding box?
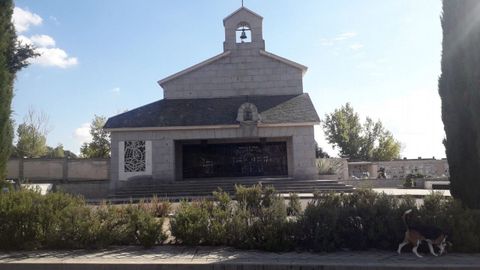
[104,7,320,189]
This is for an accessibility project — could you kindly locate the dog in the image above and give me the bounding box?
[397,209,449,257]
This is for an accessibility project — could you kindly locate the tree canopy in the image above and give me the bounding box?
[322,103,401,161]
[439,0,480,208]
[80,115,110,158]
[0,0,38,182]
[15,109,50,158]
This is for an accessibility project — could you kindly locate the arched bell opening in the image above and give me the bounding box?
[236,22,252,43]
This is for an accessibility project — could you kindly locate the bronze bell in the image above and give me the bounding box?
[240,29,247,40]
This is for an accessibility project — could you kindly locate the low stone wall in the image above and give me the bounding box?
[348,159,449,179]
[7,158,110,182]
[7,158,111,200]
[342,178,427,189]
[56,181,110,199]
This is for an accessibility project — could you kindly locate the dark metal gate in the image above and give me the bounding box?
[182,142,288,178]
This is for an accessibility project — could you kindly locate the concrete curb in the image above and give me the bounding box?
[1,246,479,270]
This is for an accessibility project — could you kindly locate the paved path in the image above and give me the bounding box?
[1,246,479,269]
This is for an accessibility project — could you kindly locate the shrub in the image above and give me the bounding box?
[141,196,172,217]
[171,185,294,251]
[39,193,91,249]
[0,189,43,250]
[170,191,232,246]
[124,203,166,248]
[296,192,342,251]
[287,193,302,217]
[0,190,167,250]
[170,200,211,245]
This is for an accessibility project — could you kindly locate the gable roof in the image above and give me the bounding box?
[223,7,263,23]
[157,51,231,86]
[157,50,307,86]
[104,94,319,130]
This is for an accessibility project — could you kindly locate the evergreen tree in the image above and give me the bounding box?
[439,0,480,208]
[0,0,37,182]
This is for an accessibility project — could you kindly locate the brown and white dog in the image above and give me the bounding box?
[397,209,448,257]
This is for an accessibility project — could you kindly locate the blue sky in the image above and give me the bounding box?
[12,0,444,158]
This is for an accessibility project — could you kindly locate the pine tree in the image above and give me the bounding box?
[0,0,38,182]
[439,0,480,208]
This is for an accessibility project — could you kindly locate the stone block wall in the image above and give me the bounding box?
[347,159,449,179]
[162,49,303,99]
[23,159,64,181]
[110,125,318,189]
[67,159,110,181]
[6,158,109,182]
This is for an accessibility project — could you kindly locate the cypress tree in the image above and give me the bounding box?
[439,0,480,208]
[0,0,16,182]
[0,0,37,183]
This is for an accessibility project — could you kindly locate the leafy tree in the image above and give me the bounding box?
[314,141,330,158]
[323,103,401,161]
[45,144,65,158]
[80,115,110,158]
[438,0,480,208]
[0,0,38,181]
[15,109,50,158]
[43,144,77,158]
[372,131,401,161]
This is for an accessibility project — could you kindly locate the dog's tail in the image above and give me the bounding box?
[402,209,412,230]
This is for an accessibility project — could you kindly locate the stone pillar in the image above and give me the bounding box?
[62,157,68,182]
[19,157,24,180]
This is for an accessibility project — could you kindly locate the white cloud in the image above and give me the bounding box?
[34,47,78,68]
[334,32,357,41]
[320,32,358,47]
[17,35,33,45]
[111,87,120,93]
[14,9,78,69]
[73,123,92,144]
[30,34,55,47]
[12,7,42,33]
[350,43,364,50]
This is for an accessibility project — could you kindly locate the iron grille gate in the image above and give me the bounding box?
[182,142,288,179]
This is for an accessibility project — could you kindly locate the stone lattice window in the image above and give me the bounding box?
[124,141,146,172]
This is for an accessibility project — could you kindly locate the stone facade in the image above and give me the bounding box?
[159,8,306,99]
[109,125,317,189]
[160,50,304,99]
[105,7,320,189]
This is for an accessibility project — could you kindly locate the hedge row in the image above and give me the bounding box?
[1,186,480,252]
[171,185,480,252]
[0,190,170,250]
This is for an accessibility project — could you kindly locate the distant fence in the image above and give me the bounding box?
[7,158,110,182]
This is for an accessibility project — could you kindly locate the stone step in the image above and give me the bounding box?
[122,179,340,189]
[119,182,346,192]
[109,178,354,200]
[112,186,352,197]
[109,188,355,200]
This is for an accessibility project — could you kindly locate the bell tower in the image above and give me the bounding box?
[223,7,265,51]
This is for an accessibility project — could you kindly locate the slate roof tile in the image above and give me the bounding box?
[104,94,319,129]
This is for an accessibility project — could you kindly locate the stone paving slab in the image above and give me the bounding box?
[0,246,479,270]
